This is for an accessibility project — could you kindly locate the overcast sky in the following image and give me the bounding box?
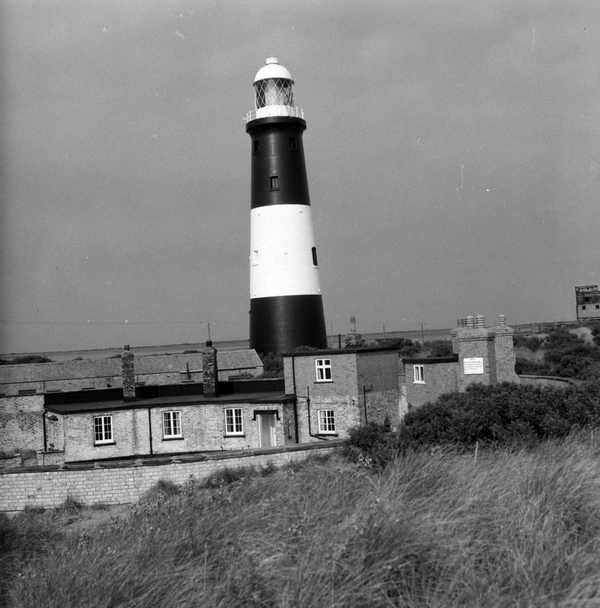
[1,0,599,353]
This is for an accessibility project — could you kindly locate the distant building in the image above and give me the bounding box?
[575,285,600,321]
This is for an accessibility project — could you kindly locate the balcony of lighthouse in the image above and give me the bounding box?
[244,105,305,124]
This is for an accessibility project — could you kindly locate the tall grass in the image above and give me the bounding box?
[6,438,600,607]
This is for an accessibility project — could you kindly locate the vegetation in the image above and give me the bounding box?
[514,324,600,380]
[347,382,600,465]
[4,439,600,606]
[0,355,52,365]
[261,352,283,377]
[375,337,421,357]
[422,339,453,357]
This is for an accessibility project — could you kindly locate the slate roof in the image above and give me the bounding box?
[46,391,293,414]
[0,349,263,384]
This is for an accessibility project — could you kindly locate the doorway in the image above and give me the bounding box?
[257,413,277,448]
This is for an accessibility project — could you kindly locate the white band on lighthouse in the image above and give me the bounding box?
[250,204,321,299]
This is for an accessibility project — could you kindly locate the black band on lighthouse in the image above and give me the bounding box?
[247,117,310,209]
[250,295,327,355]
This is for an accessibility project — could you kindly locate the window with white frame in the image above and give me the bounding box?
[225,408,243,435]
[162,411,182,439]
[94,415,113,444]
[318,409,336,434]
[413,364,425,384]
[315,358,332,382]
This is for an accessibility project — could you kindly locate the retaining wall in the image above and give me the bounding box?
[0,441,342,512]
[518,375,579,389]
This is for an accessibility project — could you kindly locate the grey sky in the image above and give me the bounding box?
[1,0,599,353]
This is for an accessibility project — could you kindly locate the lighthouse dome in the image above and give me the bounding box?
[253,57,293,83]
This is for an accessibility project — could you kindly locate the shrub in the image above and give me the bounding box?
[202,465,257,488]
[0,355,52,365]
[59,495,84,515]
[345,422,399,468]
[514,357,553,376]
[376,337,421,357]
[424,339,454,357]
[399,382,600,450]
[513,335,545,351]
[346,382,600,466]
[261,352,283,377]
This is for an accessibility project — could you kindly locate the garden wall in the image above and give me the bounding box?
[518,375,579,389]
[0,441,342,512]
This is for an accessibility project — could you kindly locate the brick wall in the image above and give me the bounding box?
[452,327,494,390]
[518,375,577,389]
[62,401,293,462]
[64,409,148,462]
[403,361,458,409]
[286,353,362,441]
[494,327,520,383]
[0,442,341,512]
[148,402,293,454]
[357,351,401,427]
[0,395,45,453]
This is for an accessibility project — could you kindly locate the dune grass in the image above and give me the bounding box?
[4,440,600,607]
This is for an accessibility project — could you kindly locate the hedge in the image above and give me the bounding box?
[346,381,600,466]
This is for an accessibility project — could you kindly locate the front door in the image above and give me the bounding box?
[257,413,277,448]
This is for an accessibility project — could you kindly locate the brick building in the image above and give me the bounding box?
[575,285,600,321]
[0,346,271,463]
[282,314,519,439]
[283,347,402,442]
[1,315,520,464]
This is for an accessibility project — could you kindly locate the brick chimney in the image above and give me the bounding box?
[121,345,136,401]
[202,341,218,397]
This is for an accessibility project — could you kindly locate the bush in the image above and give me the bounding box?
[0,355,52,365]
[59,496,84,515]
[540,329,600,379]
[424,340,454,357]
[376,337,421,357]
[201,463,277,489]
[399,382,600,450]
[513,335,545,351]
[345,422,399,468]
[514,357,553,376]
[261,352,283,377]
[346,382,600,466]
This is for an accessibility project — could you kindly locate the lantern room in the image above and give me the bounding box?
[253,57,294,108]
[245,57,304,123]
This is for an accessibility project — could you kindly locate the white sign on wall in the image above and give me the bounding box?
[463,357,484,375]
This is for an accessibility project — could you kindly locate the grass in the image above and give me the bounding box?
[4,437,600,606]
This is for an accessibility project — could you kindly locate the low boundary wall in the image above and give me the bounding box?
[518,374,580,388]
[0,441,343,512]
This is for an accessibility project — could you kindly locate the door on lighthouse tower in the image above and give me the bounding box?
[257,413,277,448]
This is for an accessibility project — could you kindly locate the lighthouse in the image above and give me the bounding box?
[245,57,327,354]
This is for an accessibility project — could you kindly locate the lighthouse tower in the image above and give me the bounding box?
[245,57,327,354]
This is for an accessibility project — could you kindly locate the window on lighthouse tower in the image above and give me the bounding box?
[269,176,280,191]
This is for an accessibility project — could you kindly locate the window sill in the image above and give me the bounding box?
[413,381,426,385]
[224,434,245,438]
[162,436,184,441]
[94,441,115,447]
[314,380,333,384]
[315,432,338,437]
